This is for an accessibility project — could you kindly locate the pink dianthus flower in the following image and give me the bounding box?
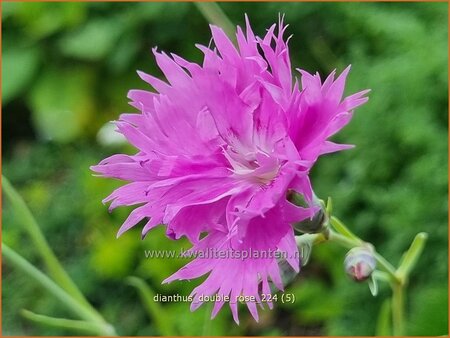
[92,15,369,323]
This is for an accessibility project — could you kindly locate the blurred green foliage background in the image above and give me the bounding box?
[2,2,448,336]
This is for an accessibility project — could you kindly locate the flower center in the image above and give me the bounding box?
[224,147,281,184]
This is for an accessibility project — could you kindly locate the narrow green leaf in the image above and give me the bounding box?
[194,3,236,43]
[126,276,176,336]
[368,274,378,297]
[299,239,313,266]
[372,270,392,284]
[2,176,99,320]
[376,299,392,336]
[3,244,91,323]
[326,196,333,215]
[21,309,106,335]
[396,232,428,280]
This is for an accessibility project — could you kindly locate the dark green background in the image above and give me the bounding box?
[2,2,448,336]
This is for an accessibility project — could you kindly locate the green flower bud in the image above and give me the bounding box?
[344,246,376,282]
[294,208,327,234]
[289,192,327,234]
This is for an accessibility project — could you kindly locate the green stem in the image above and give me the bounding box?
[327,230,398,280]
[326,229,406,334]
[392,282,405,336]
[2,244,117,336]
[327,230,361,248]
[296,230,398,280]
[374,252,398,280]
[326,228,406,334]
[375,299,392,335]
[329,216,360,242]
[322,211,427,336]
[295,232,325,246]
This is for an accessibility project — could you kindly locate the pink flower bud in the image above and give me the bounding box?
[344,247,376,281]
